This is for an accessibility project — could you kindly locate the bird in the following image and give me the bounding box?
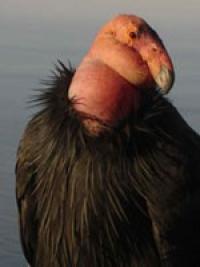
[16,14,200,267]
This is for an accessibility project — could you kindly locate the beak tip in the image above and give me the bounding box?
[155,65,175,94]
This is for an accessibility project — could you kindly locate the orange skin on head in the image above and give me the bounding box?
[68,14,175,128]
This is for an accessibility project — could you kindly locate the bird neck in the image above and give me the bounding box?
[68,58,140,131]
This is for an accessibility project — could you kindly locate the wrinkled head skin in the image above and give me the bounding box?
[97,15,175,91]
[69,14,175,128]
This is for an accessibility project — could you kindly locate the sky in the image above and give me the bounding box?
[0,0,199,61]
[0,0,199,102]
[0,0,199,25]
[1,0,200,42]
[0,2,199,265]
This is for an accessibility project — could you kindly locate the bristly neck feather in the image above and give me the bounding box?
[29,62,186,266]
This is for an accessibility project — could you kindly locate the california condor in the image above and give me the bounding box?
[16,15,200,267]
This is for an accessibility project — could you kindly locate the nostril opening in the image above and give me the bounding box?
[129,31,138,39]
[108,31,116,37]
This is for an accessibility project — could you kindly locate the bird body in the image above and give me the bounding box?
[16,15,200,267]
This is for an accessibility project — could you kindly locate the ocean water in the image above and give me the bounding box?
[0,20,199,266]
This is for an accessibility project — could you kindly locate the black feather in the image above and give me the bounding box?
[16,62,200,267]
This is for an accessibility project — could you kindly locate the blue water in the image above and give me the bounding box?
[0,18,199,266]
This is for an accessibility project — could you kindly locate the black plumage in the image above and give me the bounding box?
[16,63,200,267]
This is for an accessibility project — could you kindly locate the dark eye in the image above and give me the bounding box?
[152,46,158,52]
[129,31,138,39]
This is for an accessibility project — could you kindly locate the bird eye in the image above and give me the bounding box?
[152,46,158,52]
[129,31,138,39]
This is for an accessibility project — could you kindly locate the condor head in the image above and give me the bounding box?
[69,15,175,129]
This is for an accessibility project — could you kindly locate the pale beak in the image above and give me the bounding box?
[155,65,175,93]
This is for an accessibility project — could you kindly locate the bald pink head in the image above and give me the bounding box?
[68,14,175,129]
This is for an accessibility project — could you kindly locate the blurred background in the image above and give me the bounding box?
[0,0,199,265]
